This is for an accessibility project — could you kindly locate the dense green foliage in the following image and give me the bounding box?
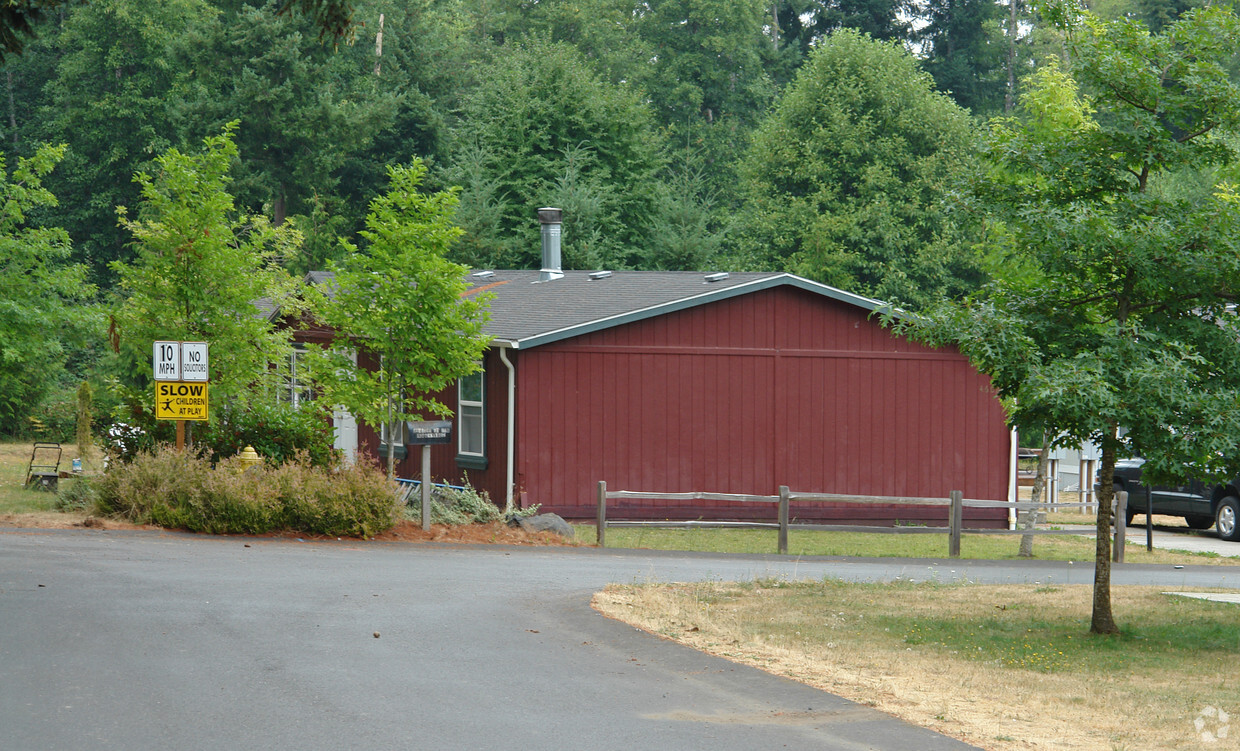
[94,446,399,536]
[900,4,1240,633]
[197,401,337,468]
[448,38,663,271]
[0,143,96,435]
[0,0,1090,291]
[737,30,983,308]
[103,401,336,468]
[3,0,1227,460]
[308,158,490,477]
[110,125,301,406]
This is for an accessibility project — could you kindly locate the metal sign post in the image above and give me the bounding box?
[406,421,453,531]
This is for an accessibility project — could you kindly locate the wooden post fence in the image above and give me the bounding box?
[778,486,789,555]
[596,480,606,546]
[1113,490,1127,563]
[593,482,1112,556]
[949,490,963,558]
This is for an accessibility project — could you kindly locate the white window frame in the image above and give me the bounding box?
[458,367,485,458]
[281,345,313,409]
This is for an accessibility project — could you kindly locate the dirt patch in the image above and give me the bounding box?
[0,512,582,547]
[0,511,152,531]
[372,520,581,546]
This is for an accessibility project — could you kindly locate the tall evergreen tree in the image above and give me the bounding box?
[37,0,212,284]
[738,29,982,308]
[916,0,1008,114]
[446,38,664,271]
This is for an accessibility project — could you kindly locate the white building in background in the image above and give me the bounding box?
[1048,441,1102,511]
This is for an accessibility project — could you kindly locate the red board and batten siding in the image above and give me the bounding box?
[358,347,512,506]
[514,286,1010,526]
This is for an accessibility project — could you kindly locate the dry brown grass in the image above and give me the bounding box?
[595,581,1240,750]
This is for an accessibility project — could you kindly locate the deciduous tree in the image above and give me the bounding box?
[308,158,490,478]
[898,5,1240,634]
[0,143,96,435]
[111,124,302,408]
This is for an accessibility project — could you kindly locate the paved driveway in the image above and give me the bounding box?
[1064,522,1240,557]
[4,529,1240,751]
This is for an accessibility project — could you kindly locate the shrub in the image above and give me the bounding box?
[403,484,539,526]
[106,398,336,468]
[105,422,157,464]
[198,402,337,468]
[55,476,96,511]
[273,457,399,537]
[94,446,399,536]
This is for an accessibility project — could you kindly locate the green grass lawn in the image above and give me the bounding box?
[577,523,1240,564]
[0,441,96,514]
[597,579,1240,750]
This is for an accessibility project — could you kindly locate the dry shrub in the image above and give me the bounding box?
[94,446,399,536]
[272,457,399,537]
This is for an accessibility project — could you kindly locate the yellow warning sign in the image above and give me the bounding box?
[155,382,209,421]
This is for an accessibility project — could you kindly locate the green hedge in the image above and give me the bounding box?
[107,401,337,468]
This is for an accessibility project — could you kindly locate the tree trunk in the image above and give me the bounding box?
[770,2,779,50]
[1018,435,1049,557]
[374,13,384,77]
[385,399,396,480]
[7,70,16,148]
[1091,440,1119,634]
[273,189,287,227]
[1005,0,1018,114]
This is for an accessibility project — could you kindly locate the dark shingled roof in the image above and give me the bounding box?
[296,269,890,349]
[460,270,889,349]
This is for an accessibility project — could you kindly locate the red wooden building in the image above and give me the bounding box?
[355,268,1013,528]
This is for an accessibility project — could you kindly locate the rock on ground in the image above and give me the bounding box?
[514,513,575,538]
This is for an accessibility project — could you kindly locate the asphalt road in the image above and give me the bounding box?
[5,529,1240,751]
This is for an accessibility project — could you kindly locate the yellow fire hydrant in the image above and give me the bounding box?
[238,445,260,472]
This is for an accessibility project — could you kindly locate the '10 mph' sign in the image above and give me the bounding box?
[153,341,210,421]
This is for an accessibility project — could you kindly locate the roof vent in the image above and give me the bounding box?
[588,270,612,280]
[538,207,564,282]
[704,272,729,283]
[472,270,495,278]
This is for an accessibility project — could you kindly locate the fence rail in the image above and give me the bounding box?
[595,481,1130,559]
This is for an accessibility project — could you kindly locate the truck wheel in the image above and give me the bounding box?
[1185,515,1213,530]
[1216,497,1240,542]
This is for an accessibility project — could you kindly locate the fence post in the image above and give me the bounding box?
[778,486,789,555]
[949,490,963,558]
[1113,490,1127,563]
[596,481,606,547]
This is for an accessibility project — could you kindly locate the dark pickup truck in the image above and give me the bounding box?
[1110,458,1240,541]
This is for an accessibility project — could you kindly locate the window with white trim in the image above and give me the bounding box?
[458,368,484,459]
[279,345,314,409]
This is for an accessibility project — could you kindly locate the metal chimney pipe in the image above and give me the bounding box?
[538,207,563,282]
